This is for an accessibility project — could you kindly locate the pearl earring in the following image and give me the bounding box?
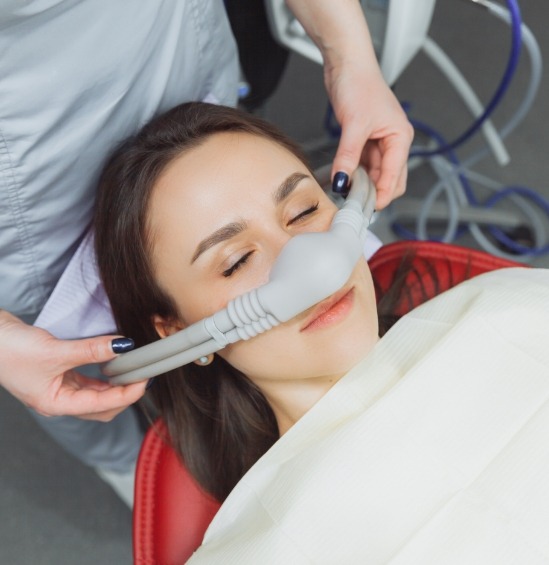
[195,354,214,366]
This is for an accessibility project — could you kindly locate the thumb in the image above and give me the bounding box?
[56,335,134,369]
[331,120,367,186]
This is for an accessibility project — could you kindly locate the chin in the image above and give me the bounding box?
[312,336,375,379]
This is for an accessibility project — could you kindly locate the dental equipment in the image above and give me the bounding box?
[264,0,436,86]
[103,167,376,385]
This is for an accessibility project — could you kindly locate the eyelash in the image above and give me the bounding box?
[287,202,319,226]
[223,250,254,277]
[222,202,320,277]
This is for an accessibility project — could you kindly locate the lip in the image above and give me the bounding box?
[300,287,355,332]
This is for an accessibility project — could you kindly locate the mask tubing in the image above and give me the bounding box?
[109,340,224,385]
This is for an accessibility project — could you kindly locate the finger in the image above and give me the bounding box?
[56,334,134,369]
[39,377,147,418]
[71,372,112,391]
[374,134,411,210]
[331,119,370,183]
[361,142,382,185]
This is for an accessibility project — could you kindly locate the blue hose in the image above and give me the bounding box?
[392,117,469,241]
[410,0,522,158]
[484,187,549,256]
[396,117,549,256]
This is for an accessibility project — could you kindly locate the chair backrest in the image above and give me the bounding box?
[133,241,524,565]
[133,420,220,565]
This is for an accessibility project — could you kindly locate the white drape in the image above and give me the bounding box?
[189,268,549,564]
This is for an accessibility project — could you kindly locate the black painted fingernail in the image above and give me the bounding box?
[146,378,156,390]
[111,337,135,354]
[332,171,349,194]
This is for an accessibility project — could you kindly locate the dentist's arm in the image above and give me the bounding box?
[286,0,413,209]
[0,310,146,421]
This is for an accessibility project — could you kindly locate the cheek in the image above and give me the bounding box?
[218,318,376,383]
[218,324,296,377]
[218,290,379,382]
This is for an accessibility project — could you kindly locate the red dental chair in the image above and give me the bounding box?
[133,241,525,565]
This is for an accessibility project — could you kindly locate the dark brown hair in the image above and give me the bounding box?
[95,102,311,501]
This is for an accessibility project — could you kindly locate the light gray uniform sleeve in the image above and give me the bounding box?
[0,0,238,316]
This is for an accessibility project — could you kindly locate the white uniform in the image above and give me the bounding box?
[0,0,238,473]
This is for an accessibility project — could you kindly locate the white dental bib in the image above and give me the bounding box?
[188,268,549,564]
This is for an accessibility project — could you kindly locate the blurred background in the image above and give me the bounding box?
[1,1,547,563]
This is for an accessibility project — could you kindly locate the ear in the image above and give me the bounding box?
[153,315,185,339]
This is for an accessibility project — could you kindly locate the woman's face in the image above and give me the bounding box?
[148,132,379,389]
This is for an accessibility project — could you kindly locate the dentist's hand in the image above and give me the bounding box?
[286,0,414,210]
[0,310,146,421]
[325,62,413,210]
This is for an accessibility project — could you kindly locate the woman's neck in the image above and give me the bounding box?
[258,374,344,435]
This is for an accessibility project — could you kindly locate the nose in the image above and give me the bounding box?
[258,223,363,324]
[270,229,293,262]
[270,208,336,263]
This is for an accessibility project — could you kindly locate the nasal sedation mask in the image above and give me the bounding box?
[104,167,376,385]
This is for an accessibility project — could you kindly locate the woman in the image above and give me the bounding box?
[96,101,380,497]
[95,102,549,563]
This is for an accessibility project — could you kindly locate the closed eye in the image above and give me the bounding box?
[287,202,319,226]
[222,250,254,277]
[222,203,319,277]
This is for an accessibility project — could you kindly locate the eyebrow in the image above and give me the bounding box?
[273,172,310,204]
[191,221,247,264]
[191,172,311,264]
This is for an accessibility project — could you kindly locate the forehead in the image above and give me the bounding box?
[147,131,309,247]
[150,131,307,216]
[161,130,302,186]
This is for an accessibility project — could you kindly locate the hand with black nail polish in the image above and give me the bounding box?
[0,309,146,421]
